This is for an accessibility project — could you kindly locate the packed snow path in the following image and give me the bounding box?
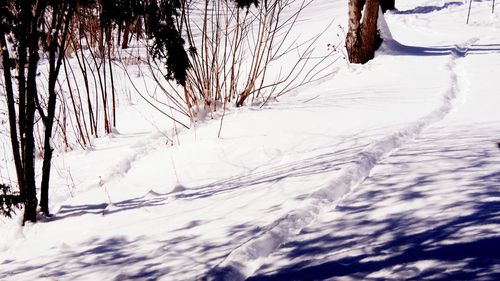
[248,3,500,281]
[206,8,500,281]
[1,1,499,281]
[250,53,500,279]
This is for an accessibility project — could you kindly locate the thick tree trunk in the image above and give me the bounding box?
[1,2,40,224]
[20,1,43,223]
[346,0,381,64]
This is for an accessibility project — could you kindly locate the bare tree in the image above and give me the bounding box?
[0,0,78,222]
[177,0,338,119]
[1,0,44,223]
[0,0,337,223]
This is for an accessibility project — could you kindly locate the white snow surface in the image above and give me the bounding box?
[1,0,499,280]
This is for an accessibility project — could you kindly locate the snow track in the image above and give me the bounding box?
[80,128,184,195]
[203,40,474,281]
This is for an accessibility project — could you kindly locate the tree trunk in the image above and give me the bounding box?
[17,39,28,202]
[122,21,131,49]
[0,29,26,202]
[23,47,39,223]
[20,1,44,223]
[40,42,57,215]
[1,1,42,224]
[346,0,381,64]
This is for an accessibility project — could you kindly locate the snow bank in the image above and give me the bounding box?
[203,37,472,281]
[378,7,394,42]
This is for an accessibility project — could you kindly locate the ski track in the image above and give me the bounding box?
[202,39,476,281]
[81,128,182,195]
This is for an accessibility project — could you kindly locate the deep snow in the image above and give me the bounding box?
[1,0,499,280]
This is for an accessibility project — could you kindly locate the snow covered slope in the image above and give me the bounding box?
[1,0,499,280]
[250,1,500,280]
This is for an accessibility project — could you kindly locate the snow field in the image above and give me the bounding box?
[204,22,477,281]
[251,1,500,280]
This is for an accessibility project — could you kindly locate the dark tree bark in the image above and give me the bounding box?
[23,39,40,223]
[346,0,381,64]
[23,3,45,222]
[0,27,26,204]
[0,1,37,224]
[381,0,395,13]
[13,0,45,223]
[122,21,131,49]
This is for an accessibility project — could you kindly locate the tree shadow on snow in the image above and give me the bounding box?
[385,41,500,57]
[173,130,386,201]
[173,143,366,200]
[0,236,166,280]
[392,1,464,15]
[249,123,500,280]
[51,133,373,221]
[51,190,171,221]
[0,221,262,280]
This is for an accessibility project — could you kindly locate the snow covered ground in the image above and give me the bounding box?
[1,0,499,280]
